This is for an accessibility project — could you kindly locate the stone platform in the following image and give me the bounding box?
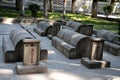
[0,23,120,80]
[81,58,111,69]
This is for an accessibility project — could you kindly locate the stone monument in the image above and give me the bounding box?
[16,39,48,74]
[81,38,110,69]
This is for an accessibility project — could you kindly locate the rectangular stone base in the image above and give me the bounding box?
[81,58,110,69]
[16,62,48,74]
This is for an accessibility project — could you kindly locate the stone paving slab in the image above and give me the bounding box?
[0,23,22,35]
[0,23,120,80]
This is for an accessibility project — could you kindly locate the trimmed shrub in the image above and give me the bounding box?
[103,5,114,18]
[28,3,40,18]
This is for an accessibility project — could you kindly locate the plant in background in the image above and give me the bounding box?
[103,5,114,18]
[82,5,87,13]
[28,3,40,18]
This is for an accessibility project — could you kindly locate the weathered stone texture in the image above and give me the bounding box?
[63,21,93,36]
[52,29,91,58]
[34,21,52,36]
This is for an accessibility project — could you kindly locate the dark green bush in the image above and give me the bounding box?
[103,5,114,18]
[28,3,40,18]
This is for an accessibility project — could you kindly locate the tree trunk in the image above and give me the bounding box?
[63,0,66,18]
[20,0,25,16]
[110,0,115,13]
[91,0,98,18]
[119,21,120,41]
[71,0,76,13]
[110,0,115,6]
[16,0,21,10]
[118,21,120,35]
[43,0,48,18]
[49,0,53,12]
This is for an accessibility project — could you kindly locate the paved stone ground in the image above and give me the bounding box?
[0,22,120,80]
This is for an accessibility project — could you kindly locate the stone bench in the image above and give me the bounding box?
[93,30,120,56]
[62,21,93,36]
[52,29,91,59]
[34,21,52,36]
[3,29,48,62]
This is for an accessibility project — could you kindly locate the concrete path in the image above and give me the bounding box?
[0,23,120,80]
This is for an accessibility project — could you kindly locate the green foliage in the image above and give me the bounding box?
[103,5,114,18]
[82,5,87,9]
[116,0,120,2]
[28,3,40,18]
[0,8,119,33]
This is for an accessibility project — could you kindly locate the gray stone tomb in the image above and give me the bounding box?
[81,38,111,69]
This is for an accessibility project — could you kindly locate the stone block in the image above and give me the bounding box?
[2,36,17,62]
[52,22,61,36]
[34,27,47,36]
[78,24,93,36]
[52,29,91,59]
[104,41,120,56]
[81,58,110,69]
[47,35,53,40]
[57,29,67,39]
[35,21,52,36]
[16,62,48,74]
[40,49,48,60]
[51,38,56,47]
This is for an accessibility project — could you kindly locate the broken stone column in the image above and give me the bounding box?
[81,38,110,69]
[16,39,47,74]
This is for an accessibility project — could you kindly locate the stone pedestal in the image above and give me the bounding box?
[16,39,48,74]
[16,62,47,74]
[81,38,110,69]
[81,58,110,69]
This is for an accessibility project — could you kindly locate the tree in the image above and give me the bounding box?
[110,0,115,6]
[71,0,76,13]
[16,0,25,16]
[28,3,40,18]
[110,0,115,13]
[103,5,113,18]
[43,0,48,18]
[63,0,66,18]
[118,20,120,39]
[16,0,21,10]
[49,0,53,12]
[91,0,98,18]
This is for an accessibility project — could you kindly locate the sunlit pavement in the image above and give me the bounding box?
[0,22,120,80]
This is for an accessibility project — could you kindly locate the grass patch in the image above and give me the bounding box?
[0,7,119,33]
